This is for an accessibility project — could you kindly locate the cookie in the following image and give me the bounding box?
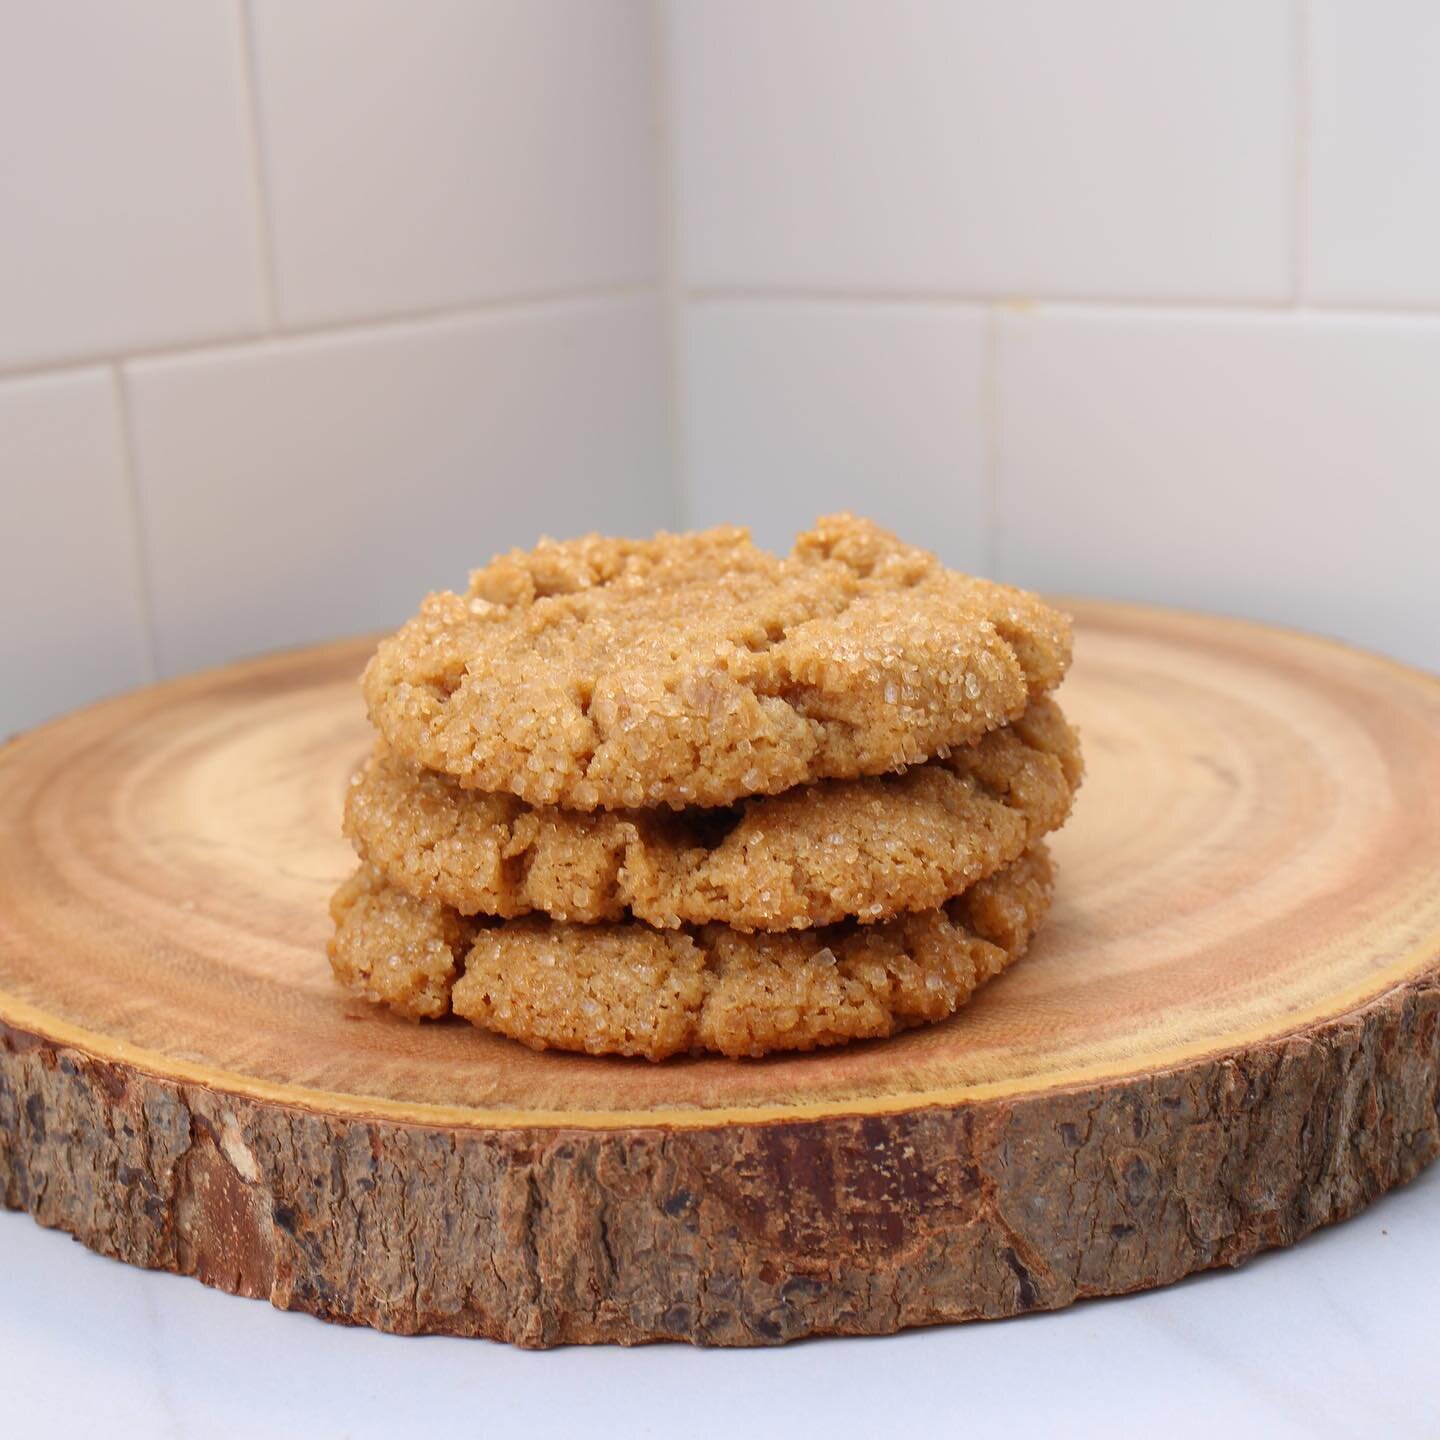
[328,844,1053,1059]
[344,696,1080,931]
[362,514,1072,810]
[326,865,466,1021]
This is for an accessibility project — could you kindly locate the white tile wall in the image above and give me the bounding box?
[0,372,152,736]
[251,0,659,326]
[1308,0,1440,305]
[0,1,672,733]
[6,1,1440,741]
[684,302,988,568]
[126,299,669,677]
[0,2,265,370]
[997,309,1440,670]
[669,0,1295,300]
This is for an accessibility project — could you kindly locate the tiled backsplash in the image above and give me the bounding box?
[683,301,991,569]
[250,0,659,325]
[669,0,1297,300]
[4,1,1436,735]
[0,0,671,735]
[669,0,1438,677]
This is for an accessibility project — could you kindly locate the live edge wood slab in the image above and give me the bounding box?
[2,601,1438,1347]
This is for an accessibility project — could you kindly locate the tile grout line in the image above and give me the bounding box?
[233,0,282,328]
[981,307,1002,580]
[0,285,656,385]
[686,286,1301,312]
[9,284,1440,393]
[684,289,1440,321]
[110,366,162,683]
[650,0,689,530]
[11,285,1440,394]
[1291,0,1312,309]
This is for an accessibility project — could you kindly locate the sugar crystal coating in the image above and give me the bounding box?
[344,695,1080,931]
[335,514,1079,1060]
[327,845,1054,1060]
[362,514,1072,810]
[326,868,466,1020]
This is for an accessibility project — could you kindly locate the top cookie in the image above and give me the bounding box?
[363,514,1072,811]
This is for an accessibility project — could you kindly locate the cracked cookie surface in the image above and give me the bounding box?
[362,514,1072,811]
[328,844,1053,1060]
[345,697,1080,932]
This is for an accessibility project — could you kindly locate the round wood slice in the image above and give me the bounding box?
[2,601,1438,1347]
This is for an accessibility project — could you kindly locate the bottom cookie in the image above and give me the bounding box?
[329,845,1053,1060]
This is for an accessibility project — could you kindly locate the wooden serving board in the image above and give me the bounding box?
[2,601,1438,1347]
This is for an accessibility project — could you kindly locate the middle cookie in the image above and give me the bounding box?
[345,695,1080,933]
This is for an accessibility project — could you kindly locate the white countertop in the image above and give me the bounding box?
[3,1159,1437,1440]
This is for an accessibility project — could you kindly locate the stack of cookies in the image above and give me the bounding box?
[329,515,1081,1060]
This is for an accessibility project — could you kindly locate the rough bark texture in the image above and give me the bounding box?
[4,967,1437,1348]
